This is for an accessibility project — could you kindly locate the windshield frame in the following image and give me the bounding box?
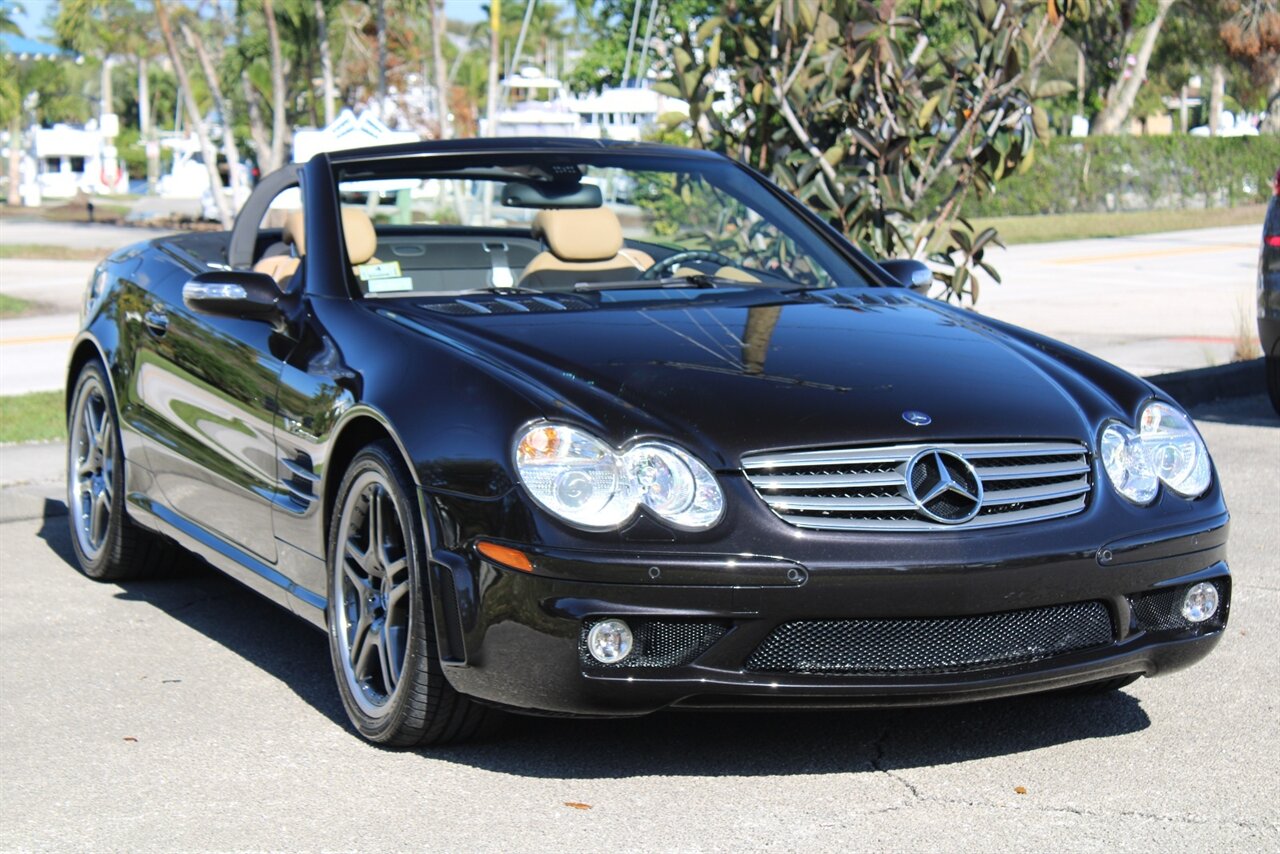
[318,143,895,301]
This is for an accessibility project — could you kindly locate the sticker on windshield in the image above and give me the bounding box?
[357,261,402,280]
[366,276,413,293]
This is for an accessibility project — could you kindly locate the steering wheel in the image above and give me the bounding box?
[640,249,738,280]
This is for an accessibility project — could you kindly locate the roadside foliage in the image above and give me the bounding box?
[654,0,1087,303]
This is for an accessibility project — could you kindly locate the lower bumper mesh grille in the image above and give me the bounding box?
[580,619,726,669]
[746,602,1114,675]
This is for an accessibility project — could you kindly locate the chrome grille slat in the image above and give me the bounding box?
[972,461,1090,480]
[743,440,1091,532]
[747,471,905,490]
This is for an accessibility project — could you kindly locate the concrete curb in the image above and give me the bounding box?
[1145,358,1266,408]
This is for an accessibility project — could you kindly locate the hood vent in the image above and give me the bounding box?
[417,293,594,316]
[809,290,912,308]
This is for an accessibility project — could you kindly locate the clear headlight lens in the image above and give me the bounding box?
[1101,402,1211,504]
[1138,402,1211,497]
[515,424,724,531]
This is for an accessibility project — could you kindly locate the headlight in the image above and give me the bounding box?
[514,424,724,531]
[1101,402,1211,504]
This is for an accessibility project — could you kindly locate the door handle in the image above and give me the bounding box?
[143,306,169,337]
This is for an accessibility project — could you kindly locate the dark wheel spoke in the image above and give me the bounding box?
[378,622,399,692]
[332,464,414,719]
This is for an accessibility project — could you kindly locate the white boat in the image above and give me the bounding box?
[571,84,689,142]
[482,68,592,138]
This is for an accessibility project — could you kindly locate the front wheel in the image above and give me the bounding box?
[326,441,493,746]
[66,359,176,580]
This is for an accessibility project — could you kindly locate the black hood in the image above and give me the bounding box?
[389,288,1100,467]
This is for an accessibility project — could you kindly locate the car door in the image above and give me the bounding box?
[131,260,294,562]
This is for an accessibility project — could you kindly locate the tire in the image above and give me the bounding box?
[1266,355,1280,416]
[66,359,178,581]
[326,441,493,746]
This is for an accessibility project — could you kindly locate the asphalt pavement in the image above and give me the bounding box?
[0,395,1277,850]
[1,215,1276,850]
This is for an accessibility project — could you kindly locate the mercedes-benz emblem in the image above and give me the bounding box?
[902,410,932,427]
[904,449,983,524]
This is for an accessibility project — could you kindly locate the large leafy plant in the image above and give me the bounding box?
[653,0,1084,303]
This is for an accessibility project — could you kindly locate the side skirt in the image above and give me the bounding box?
[127,493,327,630]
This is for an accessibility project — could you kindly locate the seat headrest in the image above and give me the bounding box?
[341,208,378,266]
[283,210,306,255]
[532,207,623,262]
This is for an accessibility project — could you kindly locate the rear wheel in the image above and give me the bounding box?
[66,360,176,580]
[326,441,492,746]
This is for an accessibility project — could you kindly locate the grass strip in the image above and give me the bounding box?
[0,244,109,262]
[974,205,1266,246]
[0,391,66,444]
[0,293,33,318]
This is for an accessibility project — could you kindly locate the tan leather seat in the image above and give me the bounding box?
[251,208,379,287]
[341,208,378,267]
[252,210,304,286]
[518,208,652,289]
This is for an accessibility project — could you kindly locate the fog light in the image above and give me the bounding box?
[1181,582,1219,623]
[586,619,634,664]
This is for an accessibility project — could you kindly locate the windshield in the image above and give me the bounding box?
[332,151,871,298]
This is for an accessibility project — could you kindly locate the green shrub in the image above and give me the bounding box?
[956,136,1280,218]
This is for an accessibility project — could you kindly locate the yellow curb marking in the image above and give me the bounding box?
[1044,242,1255,266]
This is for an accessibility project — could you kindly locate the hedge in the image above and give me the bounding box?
[959,135,1280,218]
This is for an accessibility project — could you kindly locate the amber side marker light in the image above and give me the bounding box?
[476,541,534,572]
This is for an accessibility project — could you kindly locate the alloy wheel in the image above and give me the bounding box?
[68,376,115,562]
[333,470,413,718]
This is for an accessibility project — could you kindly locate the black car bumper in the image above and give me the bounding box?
[427,514,1231,717]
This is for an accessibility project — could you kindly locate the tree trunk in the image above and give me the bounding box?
[6,115,21,206]
[316,0,334,126]
[1090,0,1175,136]
[154,0,232,228]
[138,56,157,192]
[376,0,388,108]
[429,0,450,139]
[182,20,245,216]
[100,56,113,121]
[263,0,287,171]
[1208,64,1225,136]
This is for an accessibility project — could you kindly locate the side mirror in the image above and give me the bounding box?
[879,260,934,295]
[183,271,283,321]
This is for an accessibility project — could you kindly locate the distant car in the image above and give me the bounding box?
[1259,167,1280,414]
[66,139,1230,747]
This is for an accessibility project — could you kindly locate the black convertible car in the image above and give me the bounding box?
[66,139,1230,746]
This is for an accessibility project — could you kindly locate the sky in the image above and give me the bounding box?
[9,0,490,42]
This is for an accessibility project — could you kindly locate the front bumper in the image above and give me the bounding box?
[426,513,1231,717]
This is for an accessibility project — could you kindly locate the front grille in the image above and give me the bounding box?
[579,619,727,669]
[746,602,1114,675]
[742,441,1091,531]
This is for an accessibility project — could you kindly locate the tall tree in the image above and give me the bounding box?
[1,2,23,205]
[655,0,1085,303]
[180,17,246,210]
[1090,0,1177,135]
[428,0,451,138]
[315,0,335,125]
[154,0,232,226]
[1218,0,1280,131]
